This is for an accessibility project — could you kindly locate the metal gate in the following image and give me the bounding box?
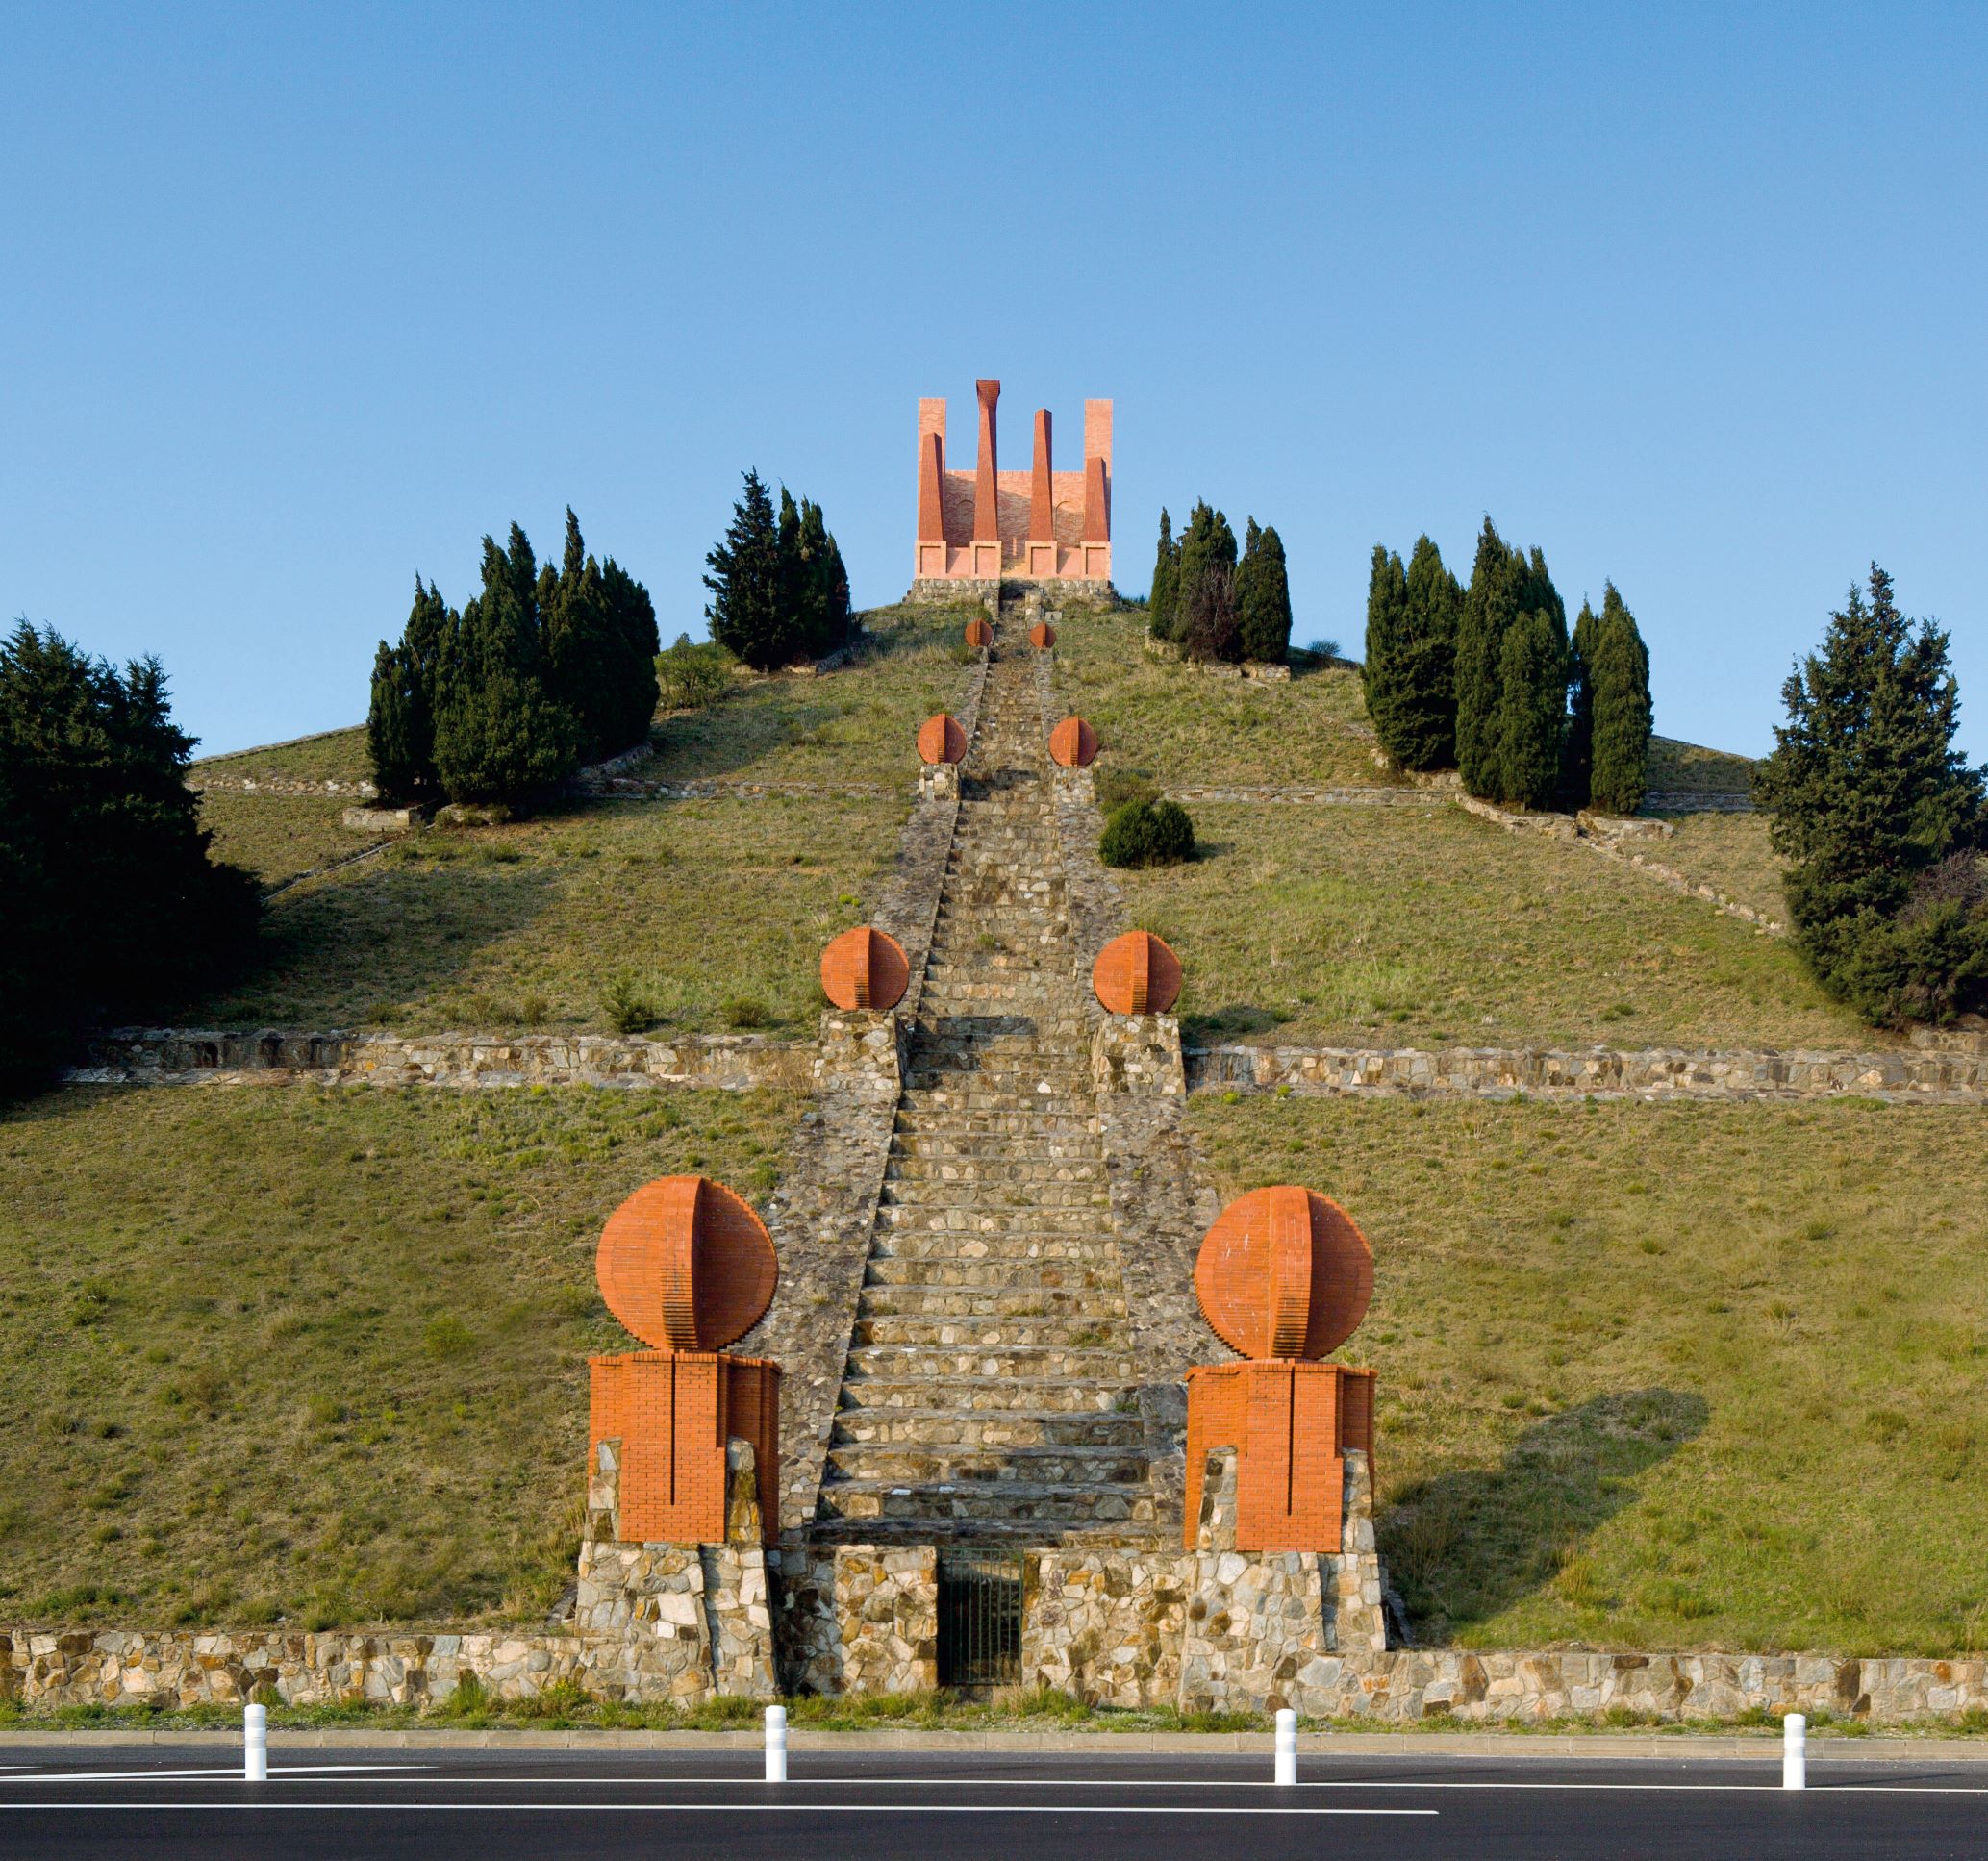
[936,1548,1024,1687]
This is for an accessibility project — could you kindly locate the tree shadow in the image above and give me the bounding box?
[1180,1004,1292,1043]
[646,692,848,785]
[1378,1387,1709,1640]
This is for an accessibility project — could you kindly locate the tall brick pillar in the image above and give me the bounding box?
[1029,408,1054,541]
[972,379,1000,543]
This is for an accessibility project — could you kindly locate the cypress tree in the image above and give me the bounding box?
[1149,509,1179,641]
[1755,564,1986,1006]
[1455,518,1526,797]
[599,555,661,751]
[776,487,805,649]
[1494,609,1568,809]
[1180,561,1243,663]
[366,576,450,801]
[705,469,793,668]
[1362,543,1411,756]
[1563,598,1601,809]
[1395,535,1461,770]
[1173,500,1237,645]
[1588,584,1653,816]
[1237,521,1293,665]
[432,527,581,803]
[541,509,626,764]
[796,497,850,658]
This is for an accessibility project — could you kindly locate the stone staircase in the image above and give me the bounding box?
[814,622,1162,1547]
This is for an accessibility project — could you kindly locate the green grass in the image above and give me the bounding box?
[1191,1093,1988,1656]
[172,791,901,1035]
[1120,801,1875,1050]
[198,792,386,889]
[192,726,371,787]
[1649,811,1789,924]
[0,1084,802,1629]
[1645,735,1756,800]
[1055,605,1388,789]
[643,600,987,792]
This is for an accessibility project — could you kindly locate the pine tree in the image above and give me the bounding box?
[1563,598,1600,810]
[1588,584,1653,816]
[432,526,581,802]
[1494,608,1568,809]
[1237,521,1293,665]
[1394,535,1461,770]
[1755,564,1986,1006]
[599,554,661,752]
[366,576,450,801]
[797,497,850,658]
[1362,543,1411,757]
[1149,509,1179,641]
[1173,501,1238,646]
[705,470,793,668]
[776,487,805,651]
[541,509,625,764]
[1180,561,1243,663]
[1455,517,1527,796]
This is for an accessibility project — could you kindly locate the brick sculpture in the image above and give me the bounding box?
[589,1175,780,1547]
[964,617,994,650]
[1092,929,1182,1016]
[1048,716,1098,769]
[819,925,910,1013]
[1029,619,1056,650]
[916,714,968,766]
[911,382,1113,584]
[1184,1185,1377,1552]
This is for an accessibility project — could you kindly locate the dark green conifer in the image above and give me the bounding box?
[1588,584,1652,816]
[1237,521,1293,665]
[1173,501,1237,645]
[366,576,450,800]
[1393,535,1461,770]
[1148,509,1179,641]
[1563,597,1601,810]
[1494,608,1568,809]
[1180,561,1243,663]
[1362,543,1411,758]
[705,470,793,669]
[1455,517,1527,797]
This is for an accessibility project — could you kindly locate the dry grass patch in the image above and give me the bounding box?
[1646,735,1755,800]
[1649,811,1789,925]
[1055,606,1386,789]
[0,1083,802,1629]
[1120,801,1875,1050]
[197,792,385,889]
[1190,1092,1988,1655]
[174,792,902,1036]
[192,726,371,787]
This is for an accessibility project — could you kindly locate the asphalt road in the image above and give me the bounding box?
[0,1744,1982,1859]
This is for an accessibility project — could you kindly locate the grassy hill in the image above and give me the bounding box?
[7,592,1976,1660]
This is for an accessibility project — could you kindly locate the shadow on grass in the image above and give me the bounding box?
[1379,1387,1709,1641]
[1181,1004,1294,1043]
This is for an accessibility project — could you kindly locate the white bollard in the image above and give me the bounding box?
[1273,1706,1297,1787]
[243,1701,267,1783]
[764,1703,788,1783]
[1782,1711,1806,1790]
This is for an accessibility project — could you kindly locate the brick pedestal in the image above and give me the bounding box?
[1183,1361,1375,1552]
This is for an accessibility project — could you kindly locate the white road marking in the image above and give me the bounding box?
[3,1765,426,1783]
[0,1800,1436,1816]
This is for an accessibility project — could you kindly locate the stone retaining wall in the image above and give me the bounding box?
[1186,1042,1988,1103]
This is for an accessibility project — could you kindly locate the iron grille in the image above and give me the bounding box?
[937,1548,1024,1687]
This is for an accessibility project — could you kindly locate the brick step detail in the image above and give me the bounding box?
[829,1407,1146,1449]
[823,1444,1151,1486]
[814,1478,1161,1528]
[844,1343,1137,1379]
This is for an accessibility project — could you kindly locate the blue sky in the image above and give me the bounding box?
[4,2,1983,761]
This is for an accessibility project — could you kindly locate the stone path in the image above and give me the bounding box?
[812,624,1162,1547]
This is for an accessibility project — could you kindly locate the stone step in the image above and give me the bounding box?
[829,1406,1146,1450]
[854,1284,1126,1320]
[868,1232,1123,1267]
[863,1258,1120,1292]
[813,1478,1159,1528]
[876,1184,1107,1214]
[845,1342,1137,1379]
[880,1157,1105,1187]
[889,1131,1104,1159]
[893,1105,1098,1131]
[804,1516,1170,1550]
[898,1090,1095,1117]
[823,1444,1150,1487]
[850,1313,1130,1350]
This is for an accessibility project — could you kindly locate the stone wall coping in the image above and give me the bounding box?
[2,1725,1985,1759]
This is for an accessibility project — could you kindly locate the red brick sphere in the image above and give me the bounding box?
[917,714,968,765]
[964,617,994,649]
[1048,717,1098,768]
[1092,929,1182,1016]
[596,1174,778,1352]
[1029,620,1057,650]
[819,925,910,1013]
[1195,1186,1372,1361]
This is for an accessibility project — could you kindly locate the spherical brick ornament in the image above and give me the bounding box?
[1029,620,1057,650]
[596,1174,777,1352]
[964,617,994,649]
[1048,717,1098,768]
[1195,1186,1372,1360]
[1092,929,1182,1016]
[917,714,968,765]
[819,925,910,1012]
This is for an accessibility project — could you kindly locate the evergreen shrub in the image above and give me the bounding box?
[1099,797,1196,868]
